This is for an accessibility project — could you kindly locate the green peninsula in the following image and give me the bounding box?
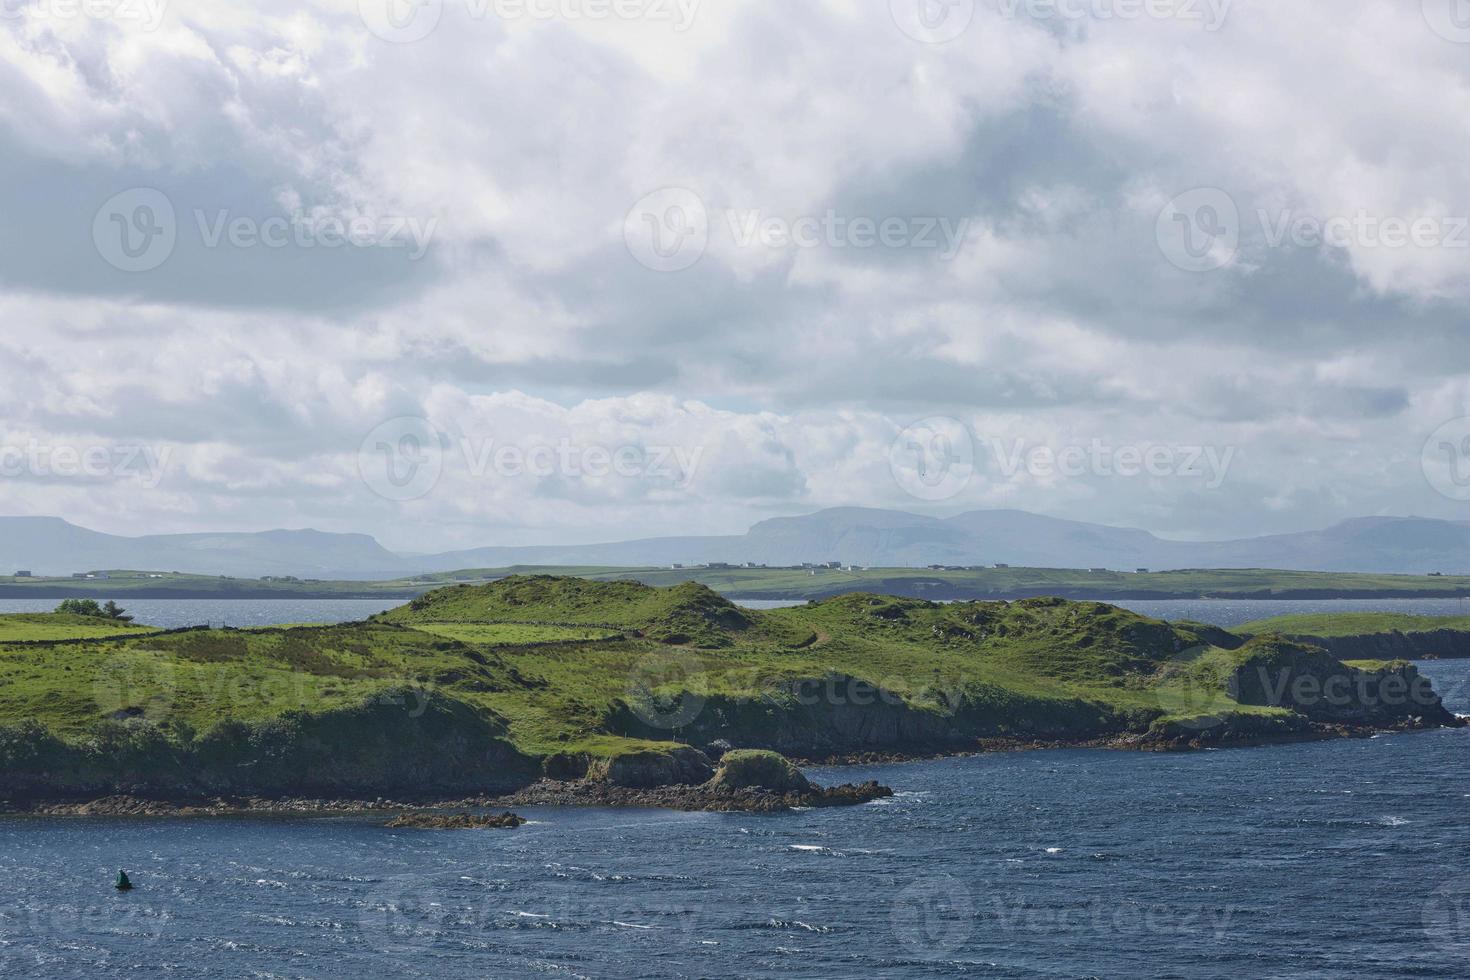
[0,577,1461,807]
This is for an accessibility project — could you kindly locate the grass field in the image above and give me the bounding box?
[406,623,623,645]
[0,613,160,642]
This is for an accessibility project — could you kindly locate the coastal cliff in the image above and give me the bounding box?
[1272,629,1470,662]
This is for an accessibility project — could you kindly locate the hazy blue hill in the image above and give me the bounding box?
[3,510,1469,578]
[937,509,1166,569]
[1189,517,1470,574]
[743,508,954,565]
[0,518,408,580]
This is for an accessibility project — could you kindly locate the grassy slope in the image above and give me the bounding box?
[0,623,478,738]
[0,613,160,642]
[408,623,621,645]
[0,577,1449,795]
[1239,612,1470,637]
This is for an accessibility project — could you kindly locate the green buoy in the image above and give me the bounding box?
[114,870,133,891]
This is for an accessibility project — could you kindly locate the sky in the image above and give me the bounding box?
[1,0,1468,552]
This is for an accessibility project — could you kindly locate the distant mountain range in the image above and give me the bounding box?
[3,509,1470,580]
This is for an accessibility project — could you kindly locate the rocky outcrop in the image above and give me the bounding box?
[0,692,541,801]
[590,747,714,788]
[706,749,812,793]
[385,811,524,830]
[1227,647,1459,728]
[502,776,892,813]
[506,747,892,812]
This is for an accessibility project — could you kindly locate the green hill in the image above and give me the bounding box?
[0,578,1460,803]
[381,575,758,647]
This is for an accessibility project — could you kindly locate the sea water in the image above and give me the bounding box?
[4,595,1470,630]
[2,661,1469,977]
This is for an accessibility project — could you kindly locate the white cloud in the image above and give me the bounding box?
[0,1,1466,549]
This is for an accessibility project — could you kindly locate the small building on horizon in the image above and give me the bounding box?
[14,570,31,578]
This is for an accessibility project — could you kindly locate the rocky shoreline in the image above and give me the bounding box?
[385,811,525,829]
[3,716,1461,819]
[1,794,510,818]
[493,777,893,813]
[1,783,893,818]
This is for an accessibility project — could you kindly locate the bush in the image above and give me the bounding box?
[54,598,131,621]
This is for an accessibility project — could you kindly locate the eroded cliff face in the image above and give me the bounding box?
[590,747,714,788]
[1282,629,1470,662]
[0,693,540,801]
[1228,654,1457,728]
[605,672,1133,760]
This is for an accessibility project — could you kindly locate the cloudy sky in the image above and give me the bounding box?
[1,0,1468,552]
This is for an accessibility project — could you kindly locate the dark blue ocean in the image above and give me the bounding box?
[2,658,1468,978]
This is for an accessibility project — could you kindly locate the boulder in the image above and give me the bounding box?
[707,749,813,793]
[596,747,714,788]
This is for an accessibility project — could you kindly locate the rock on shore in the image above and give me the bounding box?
[385,811,524,830]
[500,748,893,813]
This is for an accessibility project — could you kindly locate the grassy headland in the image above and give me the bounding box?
[0,577,1461,807]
